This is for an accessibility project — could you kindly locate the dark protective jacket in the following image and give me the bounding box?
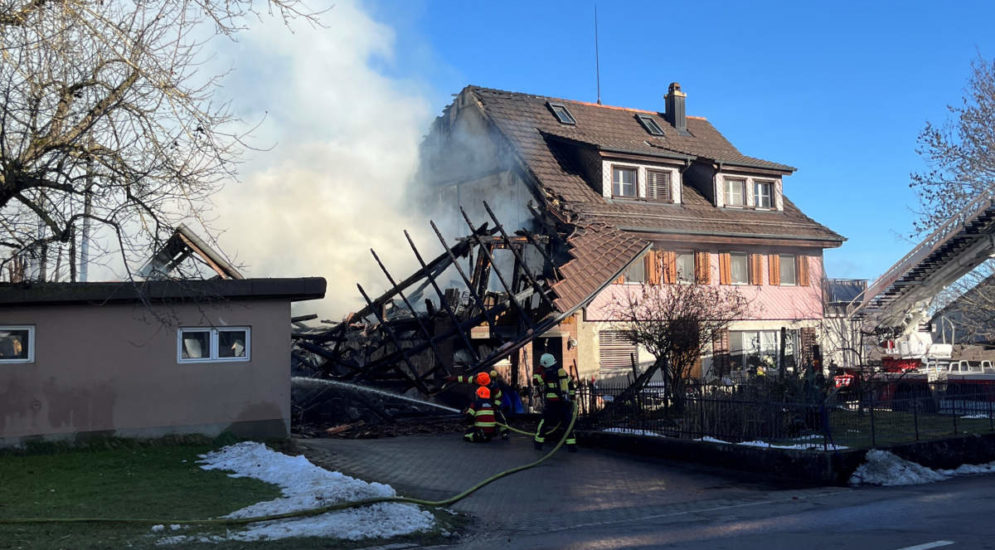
[540,365,574,403]
[465,397,496,434]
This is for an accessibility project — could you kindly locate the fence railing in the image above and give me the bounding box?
[572,379,995,451]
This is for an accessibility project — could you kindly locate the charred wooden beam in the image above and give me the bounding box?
[351,222,495,321]
[459,207,534,332]
[370,248,448,371]
[483,201,556,310]
[430,220,498,331]
[358,283,432,395]
[403,229,481,363]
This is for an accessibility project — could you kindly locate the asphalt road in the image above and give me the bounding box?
[440,474,995,550]
[297,434,995,550]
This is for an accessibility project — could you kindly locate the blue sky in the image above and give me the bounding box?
[358,0,995,282]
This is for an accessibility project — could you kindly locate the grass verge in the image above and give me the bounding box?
[0,437,457,549]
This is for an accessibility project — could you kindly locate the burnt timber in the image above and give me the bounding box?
[292,201,608,396]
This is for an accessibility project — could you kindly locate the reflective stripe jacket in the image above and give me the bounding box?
[466,398,496,434]
[540,366,574,402]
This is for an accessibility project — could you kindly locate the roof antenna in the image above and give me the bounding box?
[594,4,601,105]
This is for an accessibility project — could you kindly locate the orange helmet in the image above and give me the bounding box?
[476,386,491,400]
[475,372,491,386]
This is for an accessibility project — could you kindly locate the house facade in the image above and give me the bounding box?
[0,278,325,447]
[418,84,843,383]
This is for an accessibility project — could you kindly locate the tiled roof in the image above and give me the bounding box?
[467,86,844,245]
[551,223,651,313]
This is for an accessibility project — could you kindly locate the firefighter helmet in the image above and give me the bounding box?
[539,353,556,368]
[475,371,491,386]
[476,386,491,399]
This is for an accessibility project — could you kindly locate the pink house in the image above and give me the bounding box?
[421,83,843,381]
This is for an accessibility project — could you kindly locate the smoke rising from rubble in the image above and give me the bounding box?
[210,1,434,318]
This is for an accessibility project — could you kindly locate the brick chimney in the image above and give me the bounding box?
[665,82,688,135]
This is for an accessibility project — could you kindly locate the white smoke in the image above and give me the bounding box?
[210,1,434,319]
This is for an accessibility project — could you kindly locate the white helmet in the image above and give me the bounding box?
[539,353,557,368]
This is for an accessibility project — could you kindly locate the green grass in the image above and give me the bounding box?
[828,408,995,448]
[0,438,463,549]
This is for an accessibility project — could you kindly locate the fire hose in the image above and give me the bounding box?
[0,403,578,527]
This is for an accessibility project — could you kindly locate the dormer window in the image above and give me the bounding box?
[755,181,773,209]
[547,102,576,125]
[636,114,665,136]
[612,166,637,197]
[724,178,746,207]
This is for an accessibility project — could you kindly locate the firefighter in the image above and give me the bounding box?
[533,353,577,452]
[447,370,510,439]
[464,385,497,443]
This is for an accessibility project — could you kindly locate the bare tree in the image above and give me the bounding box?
[0,0,316,282]
[607,282,751,412]
[911,55,995,235]
[909,55,995,346]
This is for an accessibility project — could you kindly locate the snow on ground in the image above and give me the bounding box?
[698,435,848,451]
[157,442,435,544]
[602,427,664,437]
[849,449,995,486]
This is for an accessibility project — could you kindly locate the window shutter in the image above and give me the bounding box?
[599,330,638,369]
[646,251,661,285]
[749,254,763,286]
[662,251,677,284]
[718,253,731,285]
[797,255,809,287]
[647,170,671,202]
[768,254,780,286]
[712,329,730,376]
[694,251,711,284]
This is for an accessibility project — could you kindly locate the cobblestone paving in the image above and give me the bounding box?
[296,432,845,546]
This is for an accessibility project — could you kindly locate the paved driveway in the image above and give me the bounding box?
[296,433,839,546]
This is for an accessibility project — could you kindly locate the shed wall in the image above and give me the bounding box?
[0,300,290,446]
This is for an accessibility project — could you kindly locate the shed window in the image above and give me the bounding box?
[547,102,576,125]
[636,114,665,136]
[178,327,251,363]
[0,326,34,363]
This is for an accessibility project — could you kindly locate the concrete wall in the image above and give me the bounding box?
[0,300,291,446]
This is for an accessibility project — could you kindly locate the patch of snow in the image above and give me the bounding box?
[158,442,434,544]
[937,461,995,476]
[697,436,847,451]
[961,414,989,419]
[602,427,663,437]
[151,525,165,533]
[850,450,949,486]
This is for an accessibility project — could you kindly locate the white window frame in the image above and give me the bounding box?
[724,178,746,207]
[0,325,35,364]
[755,180,774,209]
[730,253,749,285]
[612,165,638,198]
[177,327,251,364]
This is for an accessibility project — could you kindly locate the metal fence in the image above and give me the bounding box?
[574,378,995,451]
